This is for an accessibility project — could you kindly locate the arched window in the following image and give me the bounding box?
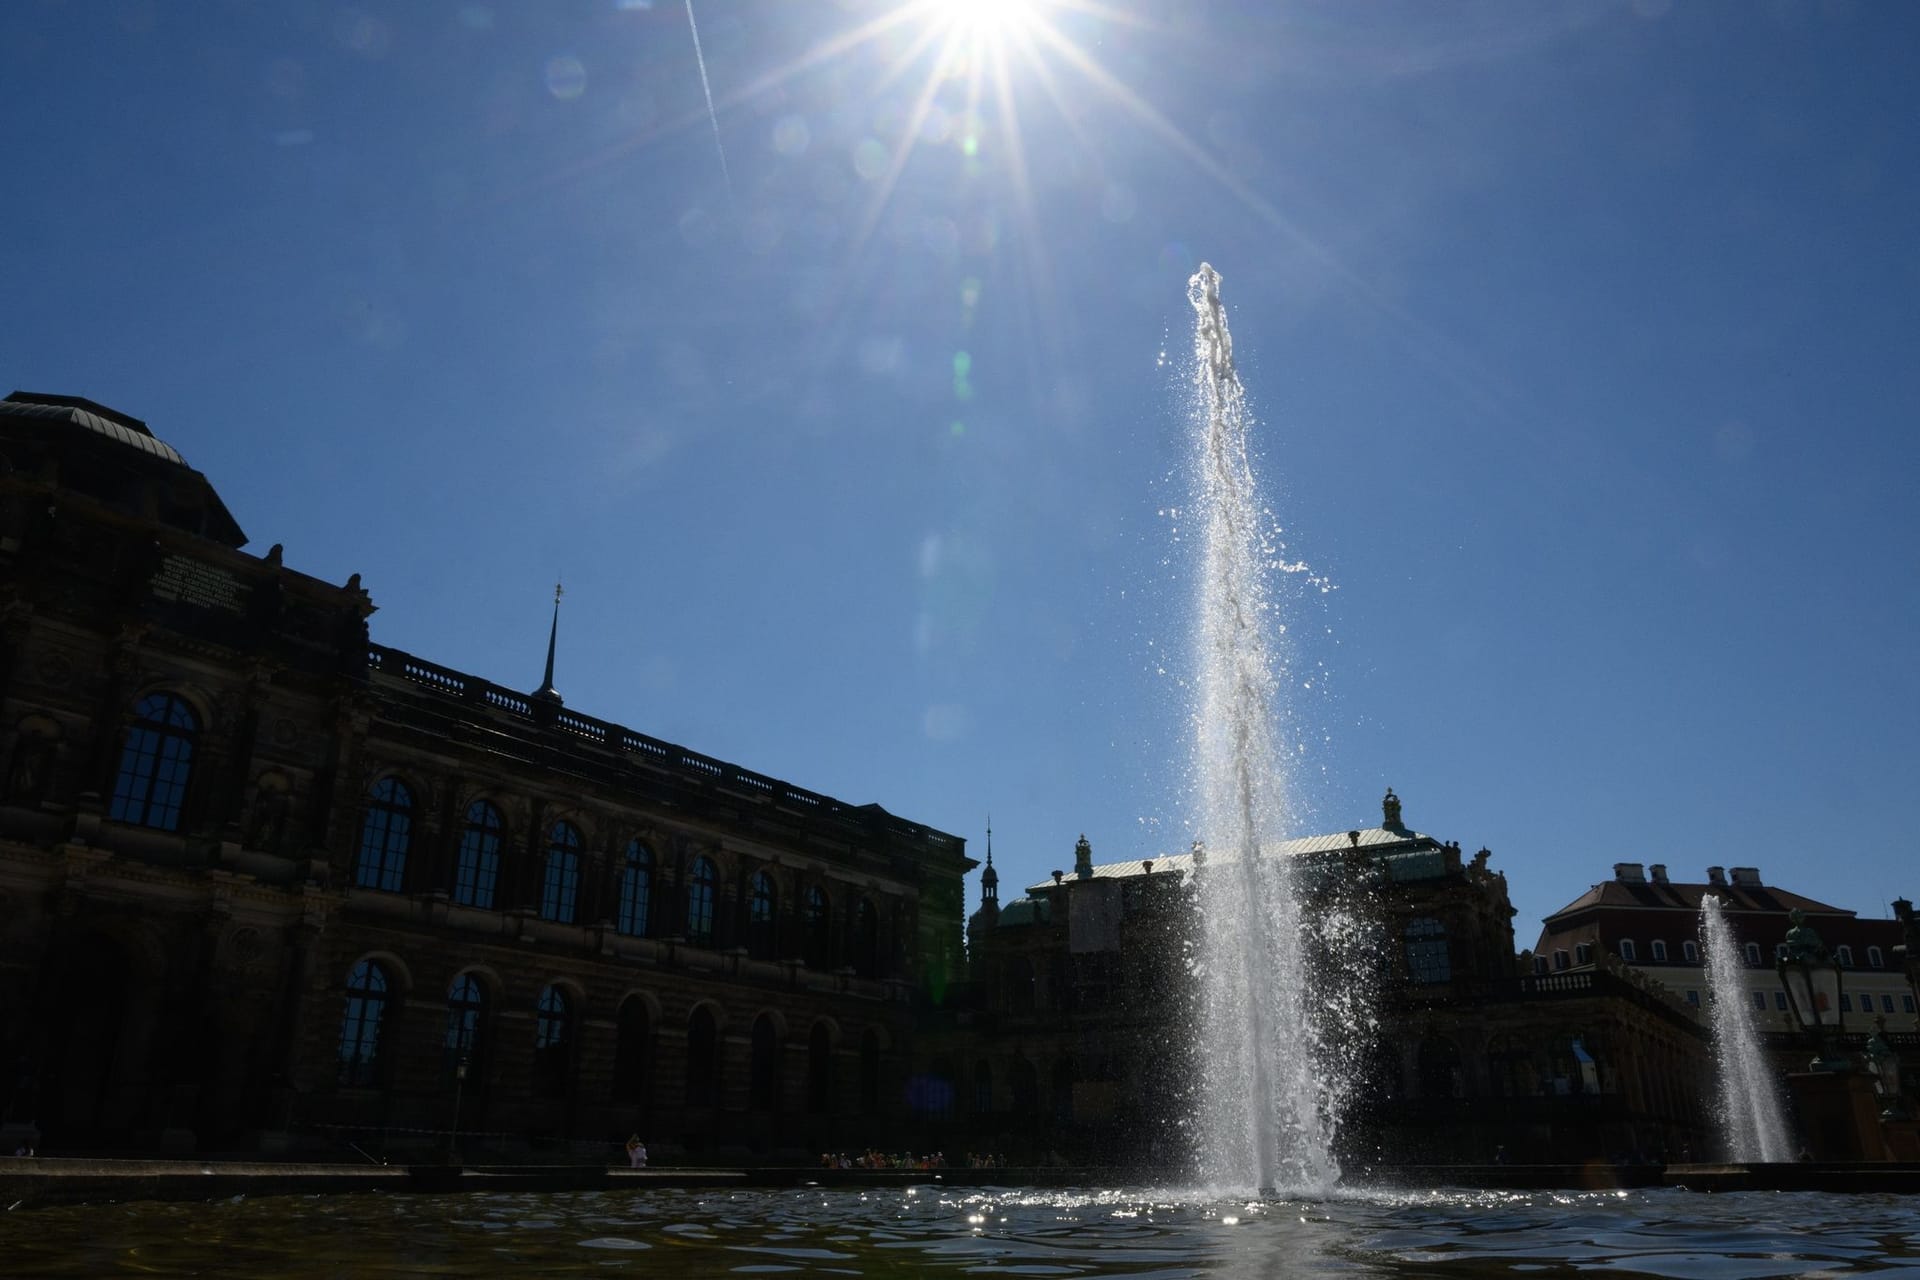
[1618,939,1637,962]
[454,800,504,909]
[617,840,653,937]
[803,886,832,969]
[1404,917,1450,984]
[613,997,650,1104]
[532,985,572,1097]
[1743,941,1762,967]
[850,896,879,977]
[747,871,777,960]
[1050,1058,1076,1122]
[109,692,198,831]
[922,1058,956,1120]
[749,1013,779,1112]
[444,972,487,1081]
[807,1021,835,1113]
[541,821,582,923]
[1010,1057,1040,1115]
[686,1007,719,1108]
[1006,956,1035,1014]
[337,959,390,1087]
[686,856,717,946]
[863,1029,885,1112]
[354,777,413,892]
[1417,1035,1462,1099]
[1683,940,1699,963]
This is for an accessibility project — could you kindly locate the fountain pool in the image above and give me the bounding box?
[8,1184,1919,1277]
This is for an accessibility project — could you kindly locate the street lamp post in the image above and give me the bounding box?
[1866,1016,1906,1119]
[1775,909,1850,1073]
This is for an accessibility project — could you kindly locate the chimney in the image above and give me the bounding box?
[1649,864,1668,885]
[1730,867,1761,887]
[1613,862,1645,883]
[1707,866,1726,887]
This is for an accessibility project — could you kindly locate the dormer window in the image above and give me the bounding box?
[1650,940,1667,962]
[1618,939,1637,962]
[1744,942,1761,966]
[1868,946,1884,969]
[1683,940,1699,963]
[1837,945,1854,968]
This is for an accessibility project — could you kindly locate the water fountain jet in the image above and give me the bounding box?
[1186,264,1340,1194]
[1700,895,1792,1162]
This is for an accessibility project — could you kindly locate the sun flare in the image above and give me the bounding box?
[928,0,1039,42]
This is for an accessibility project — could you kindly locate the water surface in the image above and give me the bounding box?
[10,1185,1920,1277]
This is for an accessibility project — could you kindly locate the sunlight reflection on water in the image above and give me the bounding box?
[9,1185,1920,1277]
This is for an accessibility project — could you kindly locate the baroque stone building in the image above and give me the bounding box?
[0,392,972,1159]
[960,793,1717,1166]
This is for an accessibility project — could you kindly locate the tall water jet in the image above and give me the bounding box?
[1187,263,1338,1193]
[1700,896,1792,1161]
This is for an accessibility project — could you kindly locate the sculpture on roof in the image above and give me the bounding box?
[1382,787,1403,830]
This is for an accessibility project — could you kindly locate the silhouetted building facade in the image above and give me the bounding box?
[0,392,972,1159]
[961,794,1716,1166]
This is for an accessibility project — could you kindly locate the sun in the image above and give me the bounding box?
[928,0,1040,42]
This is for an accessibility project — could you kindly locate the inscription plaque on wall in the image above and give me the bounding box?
[151,554,248,614]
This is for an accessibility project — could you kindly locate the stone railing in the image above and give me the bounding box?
[365,643,962,856]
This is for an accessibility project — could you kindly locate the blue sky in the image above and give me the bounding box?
[6,0,1917,941]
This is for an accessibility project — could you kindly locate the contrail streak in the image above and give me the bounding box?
[684,0,733,199]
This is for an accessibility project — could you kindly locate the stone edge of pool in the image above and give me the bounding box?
[3,1159,1918,1209]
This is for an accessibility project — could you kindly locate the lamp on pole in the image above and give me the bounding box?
[1866,1016,1906,1119]
[1775,909,1850,1072]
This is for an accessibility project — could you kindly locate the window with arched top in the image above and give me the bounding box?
[850,896,879,977]
[354,777,413,892]
[533,985,572,1097]
[686,1007,719,1108]
[454,800,504,909]
[803,886,832,969]
[1404,917,1450,984]
[617,840,653,937]
[613,997,650,1104]
[109,692,198,831]
[541,821,582,923]
[337,959,390,1087]
[749,1013,780,1112]
[1618,939,1638,962]
[806,1021,834,1113]
[864,1030,886,1112]
[444,972,487,1081]
[686,856,718,946]
[747,871,777,960]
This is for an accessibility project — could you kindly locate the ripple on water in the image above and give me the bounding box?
[6,1185,1920,1277]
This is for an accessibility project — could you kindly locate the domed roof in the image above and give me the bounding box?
[2,392,186,465]
[0,391,246,546]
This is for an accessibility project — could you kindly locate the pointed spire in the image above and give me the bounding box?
[981,817,998,899]
[533,581,564,706]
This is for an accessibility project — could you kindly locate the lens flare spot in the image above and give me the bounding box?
[545,55,586,99]
[772,114,811,157]
[853,138,888,181]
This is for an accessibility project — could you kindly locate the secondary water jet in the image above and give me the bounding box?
[1186,263,1339,1194]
